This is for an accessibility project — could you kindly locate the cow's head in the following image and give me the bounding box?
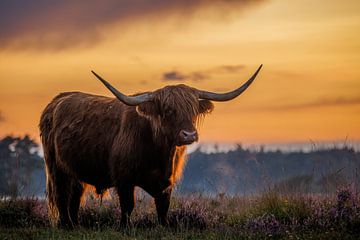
[91,65,262,146]
[134,84,213,146]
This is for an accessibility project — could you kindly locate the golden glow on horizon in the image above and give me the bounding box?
[0,0,359,144]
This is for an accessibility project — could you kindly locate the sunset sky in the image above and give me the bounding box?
[0,0,359,146]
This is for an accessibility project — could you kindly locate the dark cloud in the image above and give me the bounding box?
[263,97,360,111]
[0,0,265,50]
[214,64,245,73]
[190,72,209,81]
[162,64,246,81]
[163,71,187,81]
[162,71,208,81]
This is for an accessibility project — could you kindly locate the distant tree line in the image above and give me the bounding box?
[1,135,359,197]
[179,145,360,195]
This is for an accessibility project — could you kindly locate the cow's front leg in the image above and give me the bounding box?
[155,188,172,226]
[117,184,135,227]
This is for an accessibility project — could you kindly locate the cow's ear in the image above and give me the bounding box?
[199,100,214,115]
[136,101,159,118]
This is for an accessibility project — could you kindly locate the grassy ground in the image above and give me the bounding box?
[1,226,357,240]
[1,188,360,239]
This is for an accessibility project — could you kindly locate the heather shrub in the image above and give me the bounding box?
[0,187,359,238]
[250,191,311,225]
[79,203,120,229]
[0,198,47,228]
[168,195,220,229]
[245,213,282,237]
[78,196,211,230]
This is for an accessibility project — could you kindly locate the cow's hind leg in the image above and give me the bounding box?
[69,181,84,226]
[52,168,74,228]
[117,184,135,227]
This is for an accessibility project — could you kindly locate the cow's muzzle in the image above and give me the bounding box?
[178,130,198,145]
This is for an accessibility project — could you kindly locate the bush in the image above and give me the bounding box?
[0,198,47,228]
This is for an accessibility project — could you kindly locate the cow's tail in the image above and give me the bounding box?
[39,97,59,226]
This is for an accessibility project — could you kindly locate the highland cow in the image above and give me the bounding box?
[39,65,262,228]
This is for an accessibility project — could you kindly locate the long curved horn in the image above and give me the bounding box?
[91,70,153,106]
[197,64,262,101]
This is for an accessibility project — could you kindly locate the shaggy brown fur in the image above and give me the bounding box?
[39,84,213,228]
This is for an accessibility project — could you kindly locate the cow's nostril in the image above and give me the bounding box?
[179,130,197,140]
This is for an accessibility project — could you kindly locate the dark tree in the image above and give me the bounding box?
[0,135,44,197]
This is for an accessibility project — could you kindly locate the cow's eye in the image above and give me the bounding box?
[165,109,173,116]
